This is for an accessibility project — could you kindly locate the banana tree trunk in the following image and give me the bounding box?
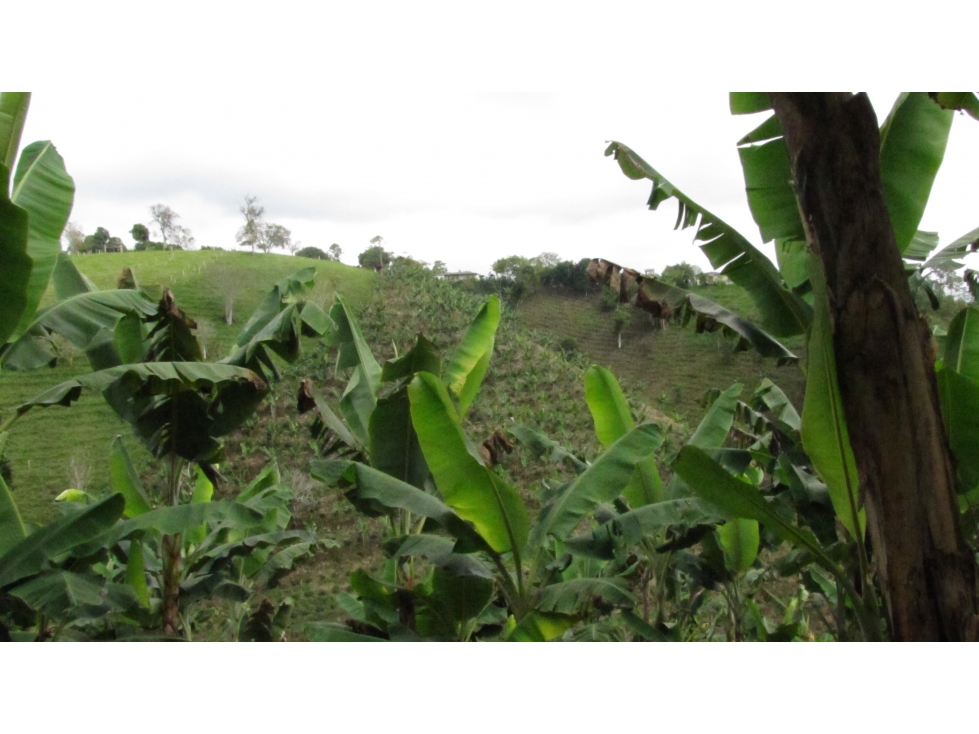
[771,92,978,640]
[161,533,182,636]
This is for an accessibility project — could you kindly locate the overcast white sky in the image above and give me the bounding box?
[14,6,979,275]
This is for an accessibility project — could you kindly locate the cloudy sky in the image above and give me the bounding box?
[16,4,979,277]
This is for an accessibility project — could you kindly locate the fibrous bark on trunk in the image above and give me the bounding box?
[771,92,978,641]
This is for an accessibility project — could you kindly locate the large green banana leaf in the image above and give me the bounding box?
[673,446,840,578]
[443,296,499,416]
[2,289,158,371]
[535,577,634,616]
[878,93,953,254]
[331,294,381,446]
[408,372,529,554]
[0,163,31,346]
[11,362,267,461]
[690,382,742,447]
[225,268,333,381]
[10,141,75,340]
[733,92,953,257]
[0,493,125,588]
[937,365,979,494]
[584,365,664,506]
[537,423,663,541]
[0,93,29,170]
[800,256,863,540]
[51,250,96,300]
[717,517,760,574]
[931,93,979,120]
[945,306,979,383]
[369,387,429,489]
[309,459,491,553]
[605,141,810,337]
[370,335,440,487]
[921,225,979,271]
[937,304,979,493]
[10,570,137,622]
[505,611,575,642]
[108,436,152,518]
[564,497,722,560]
[0,471,27,556]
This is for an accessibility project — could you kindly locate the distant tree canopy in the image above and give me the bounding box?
[488,253,591,302]
[261,223,292,253]
[540,258,591,293]
[359,244,393,271]
[130,223,150,244]
[329,243,342,261]
[76,227,128,253]
[296,246,330,260]
[660,261,702,289]
[236,195,265,253]
[62,221,85,253]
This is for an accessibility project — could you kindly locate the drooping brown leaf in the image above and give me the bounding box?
[478,429,514,467]
[117,267,137,290]
[586,257,797,364]
[297,378,316,415]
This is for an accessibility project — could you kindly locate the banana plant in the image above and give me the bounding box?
[0,92,75,351]
[2,269,331,635]
[306,299,671,639]
[606,92,979,640]
[302,295,501,553]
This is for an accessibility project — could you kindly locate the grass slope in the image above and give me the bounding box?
[515,284,806,426]
[0,249,373,525]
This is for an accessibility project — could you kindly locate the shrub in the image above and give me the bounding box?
[296,246,330,260]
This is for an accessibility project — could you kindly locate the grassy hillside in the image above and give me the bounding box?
[515,283,807,426]
[0,250,374,525]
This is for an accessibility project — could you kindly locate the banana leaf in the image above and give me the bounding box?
[535,577,634,616]
[878,93,953,254]
[0,93,30,169]
[408,372,528,554]
[0,163,31,346]
[565,497,722,560]
[605,140,810,337]
[537,424,663,541]
[584,365,664,506]
[0,493,125,588]
[2,289,158,371]
[9,141,75,340]
[800,256,863,540]
[443,296,500,416]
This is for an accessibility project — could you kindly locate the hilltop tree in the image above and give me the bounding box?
[92,227,110,250]
[130,223,150,246]
[358,243,392,271]
[63,221,85,253]
[261,222,292,253]
[236,195,265,254]
[149,204,181,247]
[329,243,342,262]
[171,224,195,250]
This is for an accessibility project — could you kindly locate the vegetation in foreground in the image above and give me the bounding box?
[4,91,979,641]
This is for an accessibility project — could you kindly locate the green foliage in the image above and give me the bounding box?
[661,262,702,289]
[358,245,392,271]
[295,246,331,261]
